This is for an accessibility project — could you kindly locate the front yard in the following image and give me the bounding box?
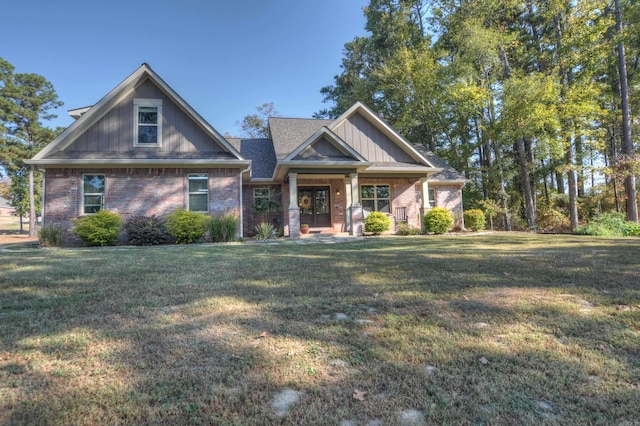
[1,234,639,424]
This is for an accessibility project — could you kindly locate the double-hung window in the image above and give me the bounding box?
[188,174,209,212]
[82,174,105,214]
[134,98,162,146]
[428,188,436,208]
[361,184,390,213]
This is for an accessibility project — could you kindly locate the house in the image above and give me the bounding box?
[27,64,466,240]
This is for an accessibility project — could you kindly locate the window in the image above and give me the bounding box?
[361,184,390,213]
[134,98,162,146]
[188,174,209,212]
[82,174,105,214]
[428,188,436,208]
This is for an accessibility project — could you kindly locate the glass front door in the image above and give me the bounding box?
[299,187,331,227]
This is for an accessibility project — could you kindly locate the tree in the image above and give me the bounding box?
[0,58,62,236]
[237,102,280,138]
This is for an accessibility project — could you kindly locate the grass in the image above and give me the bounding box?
[0,234,639,425]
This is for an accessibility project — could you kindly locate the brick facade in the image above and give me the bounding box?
[44,167,241,241]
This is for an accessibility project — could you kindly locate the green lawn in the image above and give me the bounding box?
[1,234,639,425]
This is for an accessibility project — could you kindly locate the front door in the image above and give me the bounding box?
[299,187,331,227]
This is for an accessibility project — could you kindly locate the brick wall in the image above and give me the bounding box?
[44,167,241,242]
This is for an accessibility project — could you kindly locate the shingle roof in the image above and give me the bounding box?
[226,138,276,179]
[413,145,467,182]
[268,117,333,160]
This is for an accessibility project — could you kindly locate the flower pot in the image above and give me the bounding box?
[300,225,310,234]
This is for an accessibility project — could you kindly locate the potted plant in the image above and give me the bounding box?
[300,223,310,234]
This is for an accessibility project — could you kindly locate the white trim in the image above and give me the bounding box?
[134,98,162,147]
[283,127,368,162]
[360,183,391,214]
[81,173,106,215]
[187,173,209,213]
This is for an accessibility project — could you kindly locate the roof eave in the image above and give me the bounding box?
[26,159,252,168]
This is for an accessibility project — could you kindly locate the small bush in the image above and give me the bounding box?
[208,213,238,242]
[254,222,275,240]
[166,208,208,244]
[38,223,64,247]
[365,211,391,235]
[578,212,637,237]
[537,208,571,233]
[72,210,123,246]
[464,209,486,232]
[423,207,454,234]
[124,215,170,246]
[395,222,421,235]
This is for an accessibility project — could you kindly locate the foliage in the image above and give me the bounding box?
[364,211,391,235]
[207,213,238,242]
[395,222,421,235]
[7,171,42,218]
[165,208,208,244]
[72,210,123,246]
[463,209,486,231]
[536,208,571,233]
[123,214,170,246]
[423,207,454,234]
[478,199,505,231]
[38,223,64,247]
[237,102,280,138]
[0,57,62,236]
[577,212,639,237]
[254,222,276,240]
[320,0,639,229]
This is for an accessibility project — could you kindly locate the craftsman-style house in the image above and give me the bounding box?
[27,64,465,239]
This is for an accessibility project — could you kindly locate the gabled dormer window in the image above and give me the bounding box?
[134,98,162,146]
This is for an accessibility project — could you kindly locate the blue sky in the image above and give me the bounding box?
[2,0,367,136]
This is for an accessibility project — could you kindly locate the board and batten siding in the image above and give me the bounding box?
[333,113,416,164]
[294,137,354,161]
[66,79,225,154]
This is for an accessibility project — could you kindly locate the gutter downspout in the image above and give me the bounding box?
[239,164,252,238]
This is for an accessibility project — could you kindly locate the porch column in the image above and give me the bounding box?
[288,173,300,238]
[349,173,363,236]
[344,176,352,233]
[420,177,430,232]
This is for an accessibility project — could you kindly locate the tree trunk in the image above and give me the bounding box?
[615,0,638,222]
[28,166,36,238]
[575,131,585,196]
[565,138,579,230]
[516,138,536,229]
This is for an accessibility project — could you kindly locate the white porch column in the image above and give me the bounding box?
[349,173,363,236]
[344,176,352,233]
[420,177,430,232]
[288,173,300,238]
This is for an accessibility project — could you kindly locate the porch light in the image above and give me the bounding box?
[336,188,341,196]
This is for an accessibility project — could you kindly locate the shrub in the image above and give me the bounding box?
[578,212,638,237]
[464,209,486,232]
[72,210,123,246]
[365,211,391,235]
[254,222,275,240]
[38,223,64,247]
[395,222,421,236]
[423,207,453,234]
[537,208,571,233]
[124,215,170,246]
[166,208,208,244]
[208,213,238,242]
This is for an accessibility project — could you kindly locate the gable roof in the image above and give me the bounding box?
[28,64,247,167]
[268,117,333,160]
[283,127,367,162]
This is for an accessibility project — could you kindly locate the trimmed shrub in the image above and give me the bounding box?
[464,209,486,232]
[166,208,208,244]
[72,210,123,246]
[38,223,64,247]
[254,222,275,240]
[395,222,421,236]
[124,214,170,246]
[578,212,637,237]
[208,213,238,242]
[364,211,391,235]
[423,207,454,234]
